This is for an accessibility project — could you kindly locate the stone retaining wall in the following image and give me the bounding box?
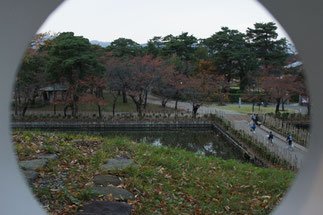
[11,121,214,130]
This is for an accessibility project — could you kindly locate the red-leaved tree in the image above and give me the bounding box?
[100,53,131,104]
[79,75,107,118]
[152,63,186,109]
[261,74,300,114]
[127,55,162,116]
[182,72,227,117]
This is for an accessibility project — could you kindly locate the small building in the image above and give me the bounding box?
[39,84,68,104]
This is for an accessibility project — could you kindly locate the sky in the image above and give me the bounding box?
[38,0,292,44]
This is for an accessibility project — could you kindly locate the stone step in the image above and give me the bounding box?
[19,154,58,183]
[76,201,131,215]
[102,158,134,171]
[19,159,48,171]
[91,186,135,201]
[37,153,58,161]
[94,175,123,186]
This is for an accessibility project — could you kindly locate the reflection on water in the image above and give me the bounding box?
[91,129,245,162]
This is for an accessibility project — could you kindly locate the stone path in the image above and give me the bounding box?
[77,201,131,215]
[147,95,306,168]
[18,150,135,214]
[102,158,134,171]
[77,155,135,215]
[18,153,58,183]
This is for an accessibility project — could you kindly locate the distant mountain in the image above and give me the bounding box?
[90,40,147,48]
[90,40,111,48]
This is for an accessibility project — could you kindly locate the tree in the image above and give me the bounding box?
[247,22,290,74]
[152,64,180,109]
[203,27,258,90]
[14,34,50,116]
[45,32,104,116]
[296,70,311,115]
[182,72,225,117]
[101,53,132,104]
[161,32,198,62]
[261,74,299,114]
[79,75,107,118]
[146,36,164,57]
[127,55,161,116]
[107,38,142,58]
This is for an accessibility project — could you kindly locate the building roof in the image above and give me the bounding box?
[284,61,303,69]
[40,84,68,92]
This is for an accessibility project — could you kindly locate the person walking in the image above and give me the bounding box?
[286,134,293,151]
[251,123,256,134]
[251,114,257,124]
[251,114,261,126]
[268,131,274,144]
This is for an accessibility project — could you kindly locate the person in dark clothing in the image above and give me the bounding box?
[251,123,256,133]
[268,131,274,144]
[251,114,261,126]
[252,114,257,124]
[286,134,293,151]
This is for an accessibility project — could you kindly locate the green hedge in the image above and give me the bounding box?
[228,93,243,103]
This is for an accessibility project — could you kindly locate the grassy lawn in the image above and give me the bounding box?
[212,104,299,114]
[28,93,174,113]
[13,131,294,214]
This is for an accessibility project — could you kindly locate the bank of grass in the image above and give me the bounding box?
[13,131,295,214]
[212,104,299,114]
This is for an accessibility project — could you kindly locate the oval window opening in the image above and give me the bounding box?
[11,0,310,214]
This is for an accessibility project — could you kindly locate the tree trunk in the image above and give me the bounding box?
[282,98,285,111]
[275,98,281,114]
[22,104,28,117]
[161,98,168,108]
[97,104,102,118]
[130,95,143,117]
[99,87,104,98]
[72,95,78,116]
[192,103,200,118]
[112,95,118,117]
[112,102,116,117]
[64,106,68,117]
[53,92,57,115]
[64,105,71,117]
[175,100,178,110]
[252,103,255,112]
[72,104,76,116]
[18,90,21,104]
[122,88,127,103]
[137,104,142,117]
[143,90,148,110]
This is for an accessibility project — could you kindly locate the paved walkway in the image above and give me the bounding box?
[147,95,306,168]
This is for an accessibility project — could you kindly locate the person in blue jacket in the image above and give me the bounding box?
[286,134,293,151]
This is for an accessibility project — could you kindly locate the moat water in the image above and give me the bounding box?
[86,129,245,161]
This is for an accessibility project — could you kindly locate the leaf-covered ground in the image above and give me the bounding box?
[13,130,295,214]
